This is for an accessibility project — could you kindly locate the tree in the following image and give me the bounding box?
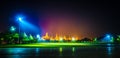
[29,34,35,43]
[22,32,29,43]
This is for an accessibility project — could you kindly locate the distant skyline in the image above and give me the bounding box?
[0,0,120,38]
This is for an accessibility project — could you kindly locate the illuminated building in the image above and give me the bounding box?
[42,32,50,40]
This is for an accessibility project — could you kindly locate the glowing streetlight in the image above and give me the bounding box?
[10,26,16,32]
[18,18,22,21]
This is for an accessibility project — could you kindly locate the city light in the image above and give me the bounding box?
[10,26,16,32]
[93,37,97,42]
[102,34,113,42]
[72,37,76,42]
[59,37,63,42]
[36,34,41,41]
[36,34,46,41]
[117,35,120,41]
[0,14,120,46]
[42,32,50,40]
[36,34,40,39]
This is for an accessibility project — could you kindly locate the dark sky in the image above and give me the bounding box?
[0,0,120,38]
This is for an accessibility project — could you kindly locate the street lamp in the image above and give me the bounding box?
[10,26,16,32]
[18,17,22,22]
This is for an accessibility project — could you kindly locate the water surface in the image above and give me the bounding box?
[0,45,120,58]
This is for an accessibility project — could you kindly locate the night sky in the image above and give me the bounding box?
[0,0,120,38]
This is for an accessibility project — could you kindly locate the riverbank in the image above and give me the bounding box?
[0,42,118,48]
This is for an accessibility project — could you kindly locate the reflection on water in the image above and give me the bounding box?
[72,47,75,52]
[107,47,112,55]
[106,44,115,58]
[8,48,27,54]
[59,47,62,53]
[59,47,62,56]
[0,45,120,58]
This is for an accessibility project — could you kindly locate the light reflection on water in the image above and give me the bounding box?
[106,44,115,58]
[0,45,119,58]
[8,48,26,54]
[72,47,75,52]
[107,44,112,55]
[107,47,112,54]
[59,47,62,53]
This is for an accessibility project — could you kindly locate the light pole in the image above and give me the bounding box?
[18,17,22,44]
[10,26,16,32]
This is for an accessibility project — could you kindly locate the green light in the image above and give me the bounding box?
[117,38,120,41]
[29,34,34,40]
[39,43,90,46]
[118,35,120,38]
[13,33,19,38]
[93,37,97,42]
[72,47,75,52]
[23,32,27,37]
[0,38,4,40]
[0,43,93,48]
[111,37,114,42]
[117,35,120,41]
[22,33,29,41]
[59,47,62,52]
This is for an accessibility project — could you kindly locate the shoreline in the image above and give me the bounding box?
[0,42,119,48]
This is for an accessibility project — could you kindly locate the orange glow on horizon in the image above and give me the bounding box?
[42,32,79,41]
